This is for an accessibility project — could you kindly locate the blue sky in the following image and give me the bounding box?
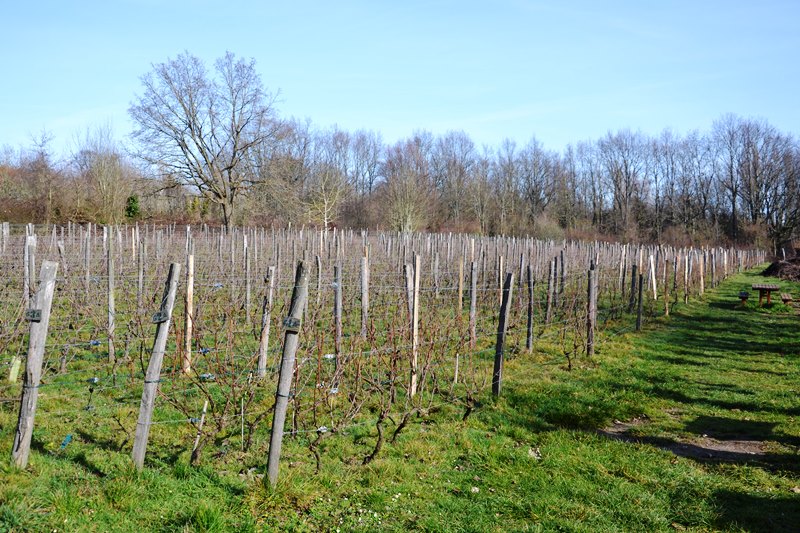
[1,0,798,158]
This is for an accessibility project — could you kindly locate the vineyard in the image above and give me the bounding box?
[1,222,783,530]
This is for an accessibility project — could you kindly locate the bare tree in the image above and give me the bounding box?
[431,131,475,229]
[518,136,554,225]
[598,130,647,239]
[380,135,432,233]
[129,51,280,230]
[304,128,352,230]
[72,124,136,224]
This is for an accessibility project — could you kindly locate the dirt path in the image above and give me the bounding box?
[599,416,770,462]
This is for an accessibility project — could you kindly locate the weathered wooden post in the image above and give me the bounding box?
[132,262,181,470]
[245,236,252,324]
[190,400,208,465]
[410,254,421,397]
[526,265,535,352]
[183,253,194,374]
[257,266,276,378]
[334,263,343,359]
[545,258,555,324]
[137,240,145,310]
[361,254,370,339]
[628,264,638,313]
[664,258,670,317]
[11,261,58,469]
[469,261,477,348]
[457,258,464,316]
[586,265,597,357]
[559,249,566,307]
[433,252,440,299]
[23,236,35,308]
[266,261,308,488]
[84,230,91,297]
[107,232,116,363]
[649,254,658,300]
[315,255,322,307]
[636,273,644,332]
[492,272,513,397]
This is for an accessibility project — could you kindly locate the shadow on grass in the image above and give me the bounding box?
[647,385,800,417]
[596,429,800,474]
[684,415,800,448]
[712,489,800,532]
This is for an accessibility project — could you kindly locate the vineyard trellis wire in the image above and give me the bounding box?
[0,221,766,483]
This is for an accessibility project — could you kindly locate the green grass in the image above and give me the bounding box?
[1,268,799,531]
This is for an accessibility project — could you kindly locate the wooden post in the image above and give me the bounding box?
[190,400,208,465]
[684,253,690,304]
[433,252,440,299]
[664,258,670,317]
[334,263,343,359]
[84,230,91,296]
[137,240,145,310]
[469,261,477,348]
[257,266,276,378]
[245,236,252,324]
[649,254,658,300]
[526,265,534,352]
[315,255,322,307]
[545,259,554,324]
[628,264,638,313]
[636,273,644,332]
[559,249,566,307]
[361,254,369,338]
[492,272,513,397]
[586,266,597,357]
[457,258,464,316]
[22,236,33,308]
[132,262,181,470]
[266,261,308,488]
[107,232,116,363]
[497,255,504,305]
[11,260,58,469]
[410,254,421,397]
[183,253,194,374]
[699,251,706,296]
[404,263,414,323]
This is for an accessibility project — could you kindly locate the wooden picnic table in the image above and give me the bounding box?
[752,283,780,306]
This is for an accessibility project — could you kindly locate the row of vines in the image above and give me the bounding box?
[0,222,766,479]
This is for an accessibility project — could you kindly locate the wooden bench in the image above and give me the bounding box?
[781,293,793,304]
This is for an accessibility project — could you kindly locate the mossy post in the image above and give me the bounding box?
[12,260,58,469]
[132,262,181,470]
[267,261,308,488]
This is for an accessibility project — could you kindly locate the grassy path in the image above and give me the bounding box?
[1,269,799,531]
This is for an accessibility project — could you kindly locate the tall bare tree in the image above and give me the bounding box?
[129,51,280,230]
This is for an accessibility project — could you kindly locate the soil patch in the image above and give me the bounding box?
[599,417,770,462]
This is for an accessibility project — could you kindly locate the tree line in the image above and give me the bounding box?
[1,52,798,252]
